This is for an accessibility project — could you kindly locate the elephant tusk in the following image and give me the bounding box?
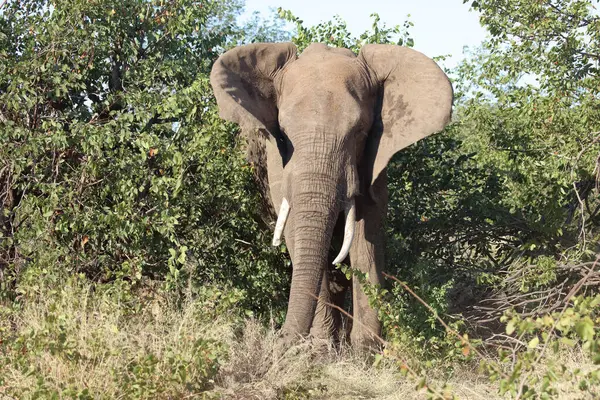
[272,198,290,246]
[332,198,356,265]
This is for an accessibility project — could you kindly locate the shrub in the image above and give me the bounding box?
[0,0,289,316]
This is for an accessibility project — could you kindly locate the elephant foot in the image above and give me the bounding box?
[274,329,339,362]
[309,335,338,359]
[273,329,305,358]
[350,330,382,354]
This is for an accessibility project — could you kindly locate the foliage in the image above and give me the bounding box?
[278,8,414,53]
[450,0,600,316]
[0,0,289,316]
[465,0,599,91]
[354,265,600,399]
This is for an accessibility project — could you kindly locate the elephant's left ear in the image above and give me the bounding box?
[358,44,453,187]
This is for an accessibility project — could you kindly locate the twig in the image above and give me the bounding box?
[573,181,587,244]
[570,131,600,243]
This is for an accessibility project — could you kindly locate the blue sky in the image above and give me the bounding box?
[241,0,488,68]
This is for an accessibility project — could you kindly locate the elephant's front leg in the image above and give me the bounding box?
[349,172,388,350]
[310,265,350,342]
[310,268,336,340]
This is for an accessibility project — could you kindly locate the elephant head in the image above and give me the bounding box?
[210,42,453,340]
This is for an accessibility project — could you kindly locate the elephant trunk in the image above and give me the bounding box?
[282,165,345,337]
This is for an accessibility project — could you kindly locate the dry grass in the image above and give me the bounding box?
[0,277,597,399]
[211,319,506,399]
[0,278,236,398]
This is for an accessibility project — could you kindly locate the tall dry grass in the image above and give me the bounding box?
[0,276,596,399]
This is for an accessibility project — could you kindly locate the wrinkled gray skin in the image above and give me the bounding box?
[210,42,453,348]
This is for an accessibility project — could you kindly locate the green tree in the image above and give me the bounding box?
[382,0,600,335]
[278,8,414,52]
[0,0,290,315]
[454,0,600,295]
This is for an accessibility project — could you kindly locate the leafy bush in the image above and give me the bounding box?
[0,0,289,316]
[486,293,600,398]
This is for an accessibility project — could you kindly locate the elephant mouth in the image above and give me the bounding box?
[272,197,356,265]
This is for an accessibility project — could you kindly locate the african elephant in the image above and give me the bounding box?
[210,42,453,348]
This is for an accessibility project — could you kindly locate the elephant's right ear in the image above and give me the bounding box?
[210,43,297,136]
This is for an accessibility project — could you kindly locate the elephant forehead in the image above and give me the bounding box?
[278,78,373,134]
[282,55,368,92]
[277,52,375,132]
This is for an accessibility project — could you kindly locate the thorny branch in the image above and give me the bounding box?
[382,271,509,379]
[471,260,600,327]
[306,291,453,399]
[318,260,599,398]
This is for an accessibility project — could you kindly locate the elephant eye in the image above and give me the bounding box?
[276,128,293,166]
[276,128,286,144]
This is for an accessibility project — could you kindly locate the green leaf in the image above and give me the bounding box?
[528,336,540,349]
[372,353,383,368]
[575,318,595,342]
[506,320,516,335]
